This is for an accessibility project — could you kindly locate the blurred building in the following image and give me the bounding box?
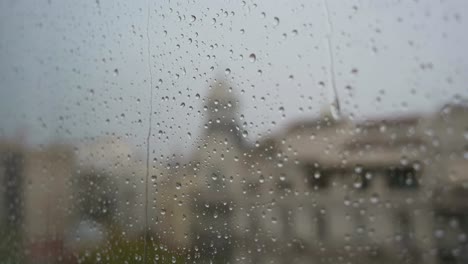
[0,78,466,264]
[0,136,152,263]
[0,141,75,264]
[72,136,148,238]
[427,103,468,264]
[156,77,250,263]
[155,77,468,264]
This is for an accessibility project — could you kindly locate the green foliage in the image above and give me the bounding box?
[0,227,23,264]
[77,231,189,264]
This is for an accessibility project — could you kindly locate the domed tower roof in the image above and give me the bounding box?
[204,74,242,141]
[206,73,238,112]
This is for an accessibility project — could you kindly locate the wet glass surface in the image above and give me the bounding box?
[1,1,468,263]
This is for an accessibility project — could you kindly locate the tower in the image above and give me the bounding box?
[204,74,243,145]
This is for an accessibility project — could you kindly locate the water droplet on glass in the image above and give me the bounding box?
[273,17,280,26]
[354,165,363,174]
[249,53,256,63]
[259,175,265,183]
[370,193,379,204]
[353,179,362,189]
[434,229,445,238]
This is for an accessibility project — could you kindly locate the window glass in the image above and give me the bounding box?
[1,0,468,263]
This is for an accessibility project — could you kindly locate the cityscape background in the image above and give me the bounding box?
[1,77,467,263]
[1,0,468,263]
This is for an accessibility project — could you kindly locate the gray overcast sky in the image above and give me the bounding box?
[1,0,467,155]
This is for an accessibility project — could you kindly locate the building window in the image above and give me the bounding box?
[277,178,292,192]
[352,170,371,190]
[208,170,223,191]
[315,208,327,241]
[387,167,419,189]
[304,165,330,190]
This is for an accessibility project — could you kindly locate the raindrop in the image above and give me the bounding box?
[242,130,248,137]
[249,53,256,62]
[225,68,231,75]
[434,229,445,238]
[370,193,379,204]
[190,15,196,22]
[273,17,280,26]
[259,175,265,183]
[354,165,363,174]
[353,178,362,189]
